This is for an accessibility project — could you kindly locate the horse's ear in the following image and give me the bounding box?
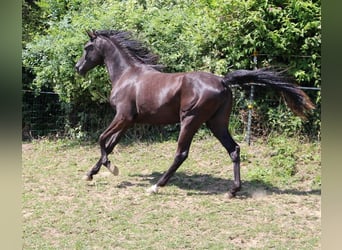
[86,30,96,40]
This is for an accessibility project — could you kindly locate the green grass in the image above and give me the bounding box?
[22,134,321,249]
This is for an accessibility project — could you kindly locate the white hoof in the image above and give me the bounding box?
[109,165,119,176]
[146,184,159,194]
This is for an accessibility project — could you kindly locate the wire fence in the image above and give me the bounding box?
[22,90,67,140]
[235,83,321,144]
[22,90,114,141]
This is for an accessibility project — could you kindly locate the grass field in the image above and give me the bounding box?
[22,134,321,249]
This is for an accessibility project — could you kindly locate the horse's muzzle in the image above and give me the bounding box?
[75,64,85,76]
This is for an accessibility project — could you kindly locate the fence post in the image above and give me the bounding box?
[245,51,257,145]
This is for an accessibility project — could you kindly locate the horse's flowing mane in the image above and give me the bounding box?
[94,30,163,71]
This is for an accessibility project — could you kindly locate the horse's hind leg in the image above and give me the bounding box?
[148,116,202,193]
[206,120,241,198]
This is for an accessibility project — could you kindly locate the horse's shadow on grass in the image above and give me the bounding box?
[121,171,321,198]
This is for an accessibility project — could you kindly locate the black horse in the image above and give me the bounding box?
[75,30,314,197]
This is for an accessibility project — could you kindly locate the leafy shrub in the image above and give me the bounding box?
[266,103,303,136]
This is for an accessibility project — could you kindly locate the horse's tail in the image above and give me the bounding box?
[222,68,315,119]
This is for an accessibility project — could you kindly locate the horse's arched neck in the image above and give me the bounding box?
[98,36,135,84]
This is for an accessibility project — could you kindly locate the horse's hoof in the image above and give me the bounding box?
[146,184,158,194]
[82,175,93,181]
[109,165,119,176]
[226,191,236,199]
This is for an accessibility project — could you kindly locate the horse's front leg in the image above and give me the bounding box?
[83,133,118,181]
[83,120,127,181]
[101,132,124,176]
[147,116,201,193]
[83,159,102,181]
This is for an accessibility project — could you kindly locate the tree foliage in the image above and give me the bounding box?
[22,0,321,138]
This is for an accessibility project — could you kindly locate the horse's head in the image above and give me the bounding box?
[75,31,104,76]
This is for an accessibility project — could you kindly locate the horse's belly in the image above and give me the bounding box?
[136,106,180,125]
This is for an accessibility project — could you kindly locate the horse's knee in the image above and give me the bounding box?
[99,130,107,143]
